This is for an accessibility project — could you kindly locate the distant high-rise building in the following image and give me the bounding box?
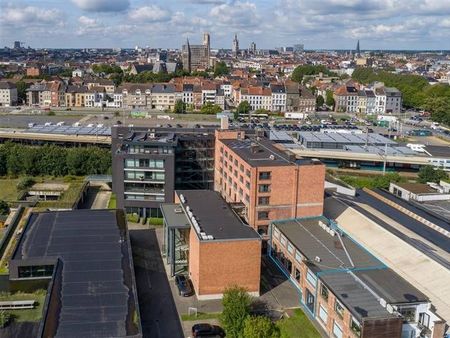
[182,33,210,72]
[203,32,211,65]
[13,41,21,49]
[356,40,361,57]
[249,42,256,54]
[232,34,239,57]
[293,44,304,52]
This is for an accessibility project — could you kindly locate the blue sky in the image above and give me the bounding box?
[1,0,449,50]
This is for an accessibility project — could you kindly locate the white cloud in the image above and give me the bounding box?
[210,1,260,28]
[78,16,98,28]
[0,6,61,26]
[128,5,171,22]
[71,0,129,12]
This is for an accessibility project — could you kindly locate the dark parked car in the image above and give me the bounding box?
[175,275,194,297]
[192,323,225,337]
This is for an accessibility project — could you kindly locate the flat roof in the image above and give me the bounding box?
[425,145,450,158]
[220,137,296,167]
[12,209,141,338]
[274,217,382,272]
[160,203,190,228]
[392,182,438,194]
[272,216,429,319]
[177,190,260,241]
[299,131,396,146]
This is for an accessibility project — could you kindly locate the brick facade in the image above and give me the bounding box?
[189,229,261,300]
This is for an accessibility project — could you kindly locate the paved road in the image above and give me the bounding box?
[130,228,184,338]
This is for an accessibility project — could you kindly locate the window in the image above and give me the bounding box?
[280,234,287,245]
[234,170,238,177]
[234,159,238,166]
[246,169,251,177]
[287,242,294,254]
[319,305,328,324]
[332,321,343,338]
[320,284,329,301]
[399,307,416,323]
[294,267,301,282]
[258,184,271,193]
[419,313,430,328]
[245,194,250,203]
[307,269,317,288]
[18,265,54,278]
[259,171,271,180]
[258,197,270,205]
[295,251,302,262]
[240,164,244,172]
[335,300,344,319]
[350,318,361,337]
[239,175,243,183]
[246,181,250,189]
[273,227,280,239]
[258,211,269,220]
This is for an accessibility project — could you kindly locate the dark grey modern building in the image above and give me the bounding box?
[112,126,216,218]
[9,209,141,338]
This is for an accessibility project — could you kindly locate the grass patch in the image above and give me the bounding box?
[277,309,320,338]
[36,179,86,209]
[127,213,139,223]
[148,217,163,226]
[108,193,117,209]
[181,312,221,321]
[0,289,47,322]
[0,178,21,202]
[337,172,406,189]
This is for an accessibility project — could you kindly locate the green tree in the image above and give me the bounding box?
[237,101,251,115]
[16,80,28,104]
[17,177,35,191]
[173,99,185,114]
[291,65,336,83]
[325,90,335,108]
[200,103,222,115]
[316,95,324,108]
[418,165,448,183]
[214,61,230,77]
[243,316,280,338]
[0,200,9,216]
[220,286,252,338]
[0,310,11,328]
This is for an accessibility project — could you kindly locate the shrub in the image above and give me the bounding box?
[17,177,35,191]
[220,286,252,338]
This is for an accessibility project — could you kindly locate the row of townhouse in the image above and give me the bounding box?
[233,81,315,113]
[0,81,18,106]
[334,82,402,114]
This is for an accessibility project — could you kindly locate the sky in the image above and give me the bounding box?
[1,0,450,50]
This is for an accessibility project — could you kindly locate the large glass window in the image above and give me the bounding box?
[258,184,271,193]
[333,321,343,338]
[18,265,54,278]
[319,305,328,324]
[335,300,344,319]
[321,283,329,301]
[350,318,361,337]
[259,172,271,180]
[307,269,317,288]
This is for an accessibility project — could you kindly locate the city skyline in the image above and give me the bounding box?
[1,0,450,50]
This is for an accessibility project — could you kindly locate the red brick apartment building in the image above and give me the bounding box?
[162,190,261,300]
[269,217,445,338]
[214,129,325,235]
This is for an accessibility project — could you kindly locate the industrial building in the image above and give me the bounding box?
[161,190,261,300]
[214,129,325,235]
[269,216,446,338]
[9,209,141,338]
[112,127,215,219]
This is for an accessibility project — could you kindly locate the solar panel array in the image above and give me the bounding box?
[299,131,396,149]
[27,125,111,136]
[15,210,138,338]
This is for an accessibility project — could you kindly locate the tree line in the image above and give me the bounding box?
[352,67,450,125]
[0,143,111,177]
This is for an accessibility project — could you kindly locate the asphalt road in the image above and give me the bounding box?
[130,228,184,338]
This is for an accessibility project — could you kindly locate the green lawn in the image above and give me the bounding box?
[0,290,47,322]
[181,312,220,321]
[0,178,21,202]
[108,193,117,209]
[277,309,321,338]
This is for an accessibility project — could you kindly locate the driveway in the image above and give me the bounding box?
[130,227,184,338]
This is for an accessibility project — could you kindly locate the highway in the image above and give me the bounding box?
[331,191,450,269]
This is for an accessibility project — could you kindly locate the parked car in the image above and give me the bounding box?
[175,275,194,297]
[192,323,225,337]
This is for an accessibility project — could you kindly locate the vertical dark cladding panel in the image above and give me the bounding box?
[361,317,403,338]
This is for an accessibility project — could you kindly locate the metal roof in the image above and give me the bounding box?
[27,124,111,136]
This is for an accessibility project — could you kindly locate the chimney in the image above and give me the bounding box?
[251,142,259,154]
[220,116,229,130]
